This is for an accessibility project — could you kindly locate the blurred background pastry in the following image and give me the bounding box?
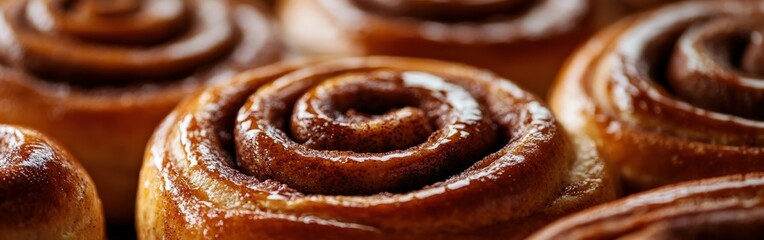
[277,0,634,96]
[0,0,282,227]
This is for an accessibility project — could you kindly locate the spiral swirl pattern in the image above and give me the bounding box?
[0,0,281,222]
[0,125,103,239]
[549,0,764,192]
[529,173,764,239]
[137,57,615,239]
[0,0,279,86]
[236,69,499,195]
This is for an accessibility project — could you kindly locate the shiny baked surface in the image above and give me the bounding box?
[0,125,103,239]
[137,56,615,239]
[529,172,764,239]
[550,0,764,192]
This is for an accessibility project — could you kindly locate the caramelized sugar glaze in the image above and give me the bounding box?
[549,1,764,192]
[0,0,281,222]
[529,173,764,239]
[136,57,616,239]
[277,0,633,96]
[0,125,103,239]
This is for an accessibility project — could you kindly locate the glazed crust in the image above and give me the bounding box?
[0,125,104,239]
[277,0,626,96]
[549,0,764,192]
[0,0,281,222]
[136,57,616,239]
[528,172,764,240]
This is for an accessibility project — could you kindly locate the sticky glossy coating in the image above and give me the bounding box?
[0,125,103,239]
[289,72,438,153]
[549,0,764,192]
[669,17,764,119]
[137,57,616,239]
[236,69,497,195]
[529,173,764,240]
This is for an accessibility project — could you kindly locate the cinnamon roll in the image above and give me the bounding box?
[549,0,764,192]
[277,0,621,96]
[0,125,104,239]
[529,172,764,239]
[136,57,616,239]
[0,0,281,222]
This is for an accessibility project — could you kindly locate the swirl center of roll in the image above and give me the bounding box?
[290,71,439,153]
[235,70,498,195]
[31,0,189,43]
[667,17,764,120]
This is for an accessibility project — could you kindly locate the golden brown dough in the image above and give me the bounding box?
[529,172,764,240]
[277,0,624,96]
[0,125,104,239]
[0,0,281,222]
[136,56,616,239]
[549,0,764,192]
